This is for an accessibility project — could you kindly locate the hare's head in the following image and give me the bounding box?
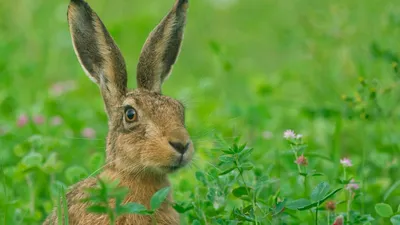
[67,0,193,175]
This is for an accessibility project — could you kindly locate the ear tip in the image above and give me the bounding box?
[70,0,85,4]
[177,0,189,8]
[68,0,93,20]
[68,0,90,10]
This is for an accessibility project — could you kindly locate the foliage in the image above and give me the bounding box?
[82,178,171,225]
[1,0,400,224]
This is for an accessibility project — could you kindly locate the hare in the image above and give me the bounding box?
[43,0,193,224]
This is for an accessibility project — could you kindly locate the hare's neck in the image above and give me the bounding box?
[100,169,172,206]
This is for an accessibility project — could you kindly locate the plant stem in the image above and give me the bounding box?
[151,214,157,225]
[347,192,352,224]
[309,209,314,222]
[343,167,346,181]
[109,211,115,225]
[294,148,301,173]
[342,166,350,224]
[235,157,258,225]
[304,175,308,197]
[315,203,319,225]
[327,211,330,225]
[25,174,35,216]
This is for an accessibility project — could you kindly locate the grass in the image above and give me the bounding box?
[0,0,400,224]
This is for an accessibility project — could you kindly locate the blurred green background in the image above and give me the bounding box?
[1,0,400,224]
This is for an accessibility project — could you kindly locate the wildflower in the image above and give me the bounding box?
[50,116,63,126]
[340,158,353,167]
[17,114,29,127]
[295,154,308,166]
[325,200,336,212]
[81,127,96,139]
[283,130,296,139]
[33,115,45,125]
[332,216,343,225]
[296,134,303,139]
[346,179,360,191]
[262,131,273,140]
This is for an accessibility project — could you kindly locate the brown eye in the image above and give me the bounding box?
[125,107,137,122]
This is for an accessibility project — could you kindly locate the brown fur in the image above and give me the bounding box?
[43,0,191,224]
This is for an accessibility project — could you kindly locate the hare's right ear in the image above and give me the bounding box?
[67,0,127,116]
[136,0,188,93]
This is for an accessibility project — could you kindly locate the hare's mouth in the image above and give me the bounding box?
[162,161,187,172]
[163,165,181,172]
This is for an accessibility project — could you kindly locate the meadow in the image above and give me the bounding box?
[0,0,400,224]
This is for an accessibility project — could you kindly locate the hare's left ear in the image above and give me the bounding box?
[68,0,127,116]
[136,0,188,93]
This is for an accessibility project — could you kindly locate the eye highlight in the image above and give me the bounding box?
[124,106,137,122]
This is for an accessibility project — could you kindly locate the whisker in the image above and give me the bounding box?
[65,137,104,141]
[86,158,121,179]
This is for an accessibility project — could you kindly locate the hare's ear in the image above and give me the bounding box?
[68,0,127,115]
[136,0,188,93]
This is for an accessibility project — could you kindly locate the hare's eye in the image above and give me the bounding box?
[125,107,137,122]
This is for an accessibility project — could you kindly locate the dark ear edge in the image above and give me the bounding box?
[68,0,128,115]
[136,0,189,93]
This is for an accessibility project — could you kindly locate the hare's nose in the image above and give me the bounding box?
[169,141,190,154]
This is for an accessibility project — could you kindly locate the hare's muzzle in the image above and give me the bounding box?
[164,130,194,172]
[169,141,190,155]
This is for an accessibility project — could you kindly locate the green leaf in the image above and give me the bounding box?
[65,166,88,184]
[384,181,400,201]
[57,186,63,225]
[311,172,325,177]
[311,182,330,202]
[391,215,400,225]
[86,205,108,214]
[375,203,393,218]
[150,187,171,211]
[398,204,400,213]
[195,171,207,185]
[219,155,235,163]
[172,202,194,213]
[299,172,308,177]
[119,203,151,215]
[233,208,255,222]
[105,178,121,190]
[232,187,250,198]
[221,148,234,154]
[337,178,353,185]
[50,181,67,198]
[13,144,28,157]
[87,152,104,172]
[61,186,69,225]
[273,200,287,215]
[286,199,312,210]
[42,153,63,173]
[240,162,254,171]
[21,152,43,168]
[192,220,201,225]
[110,186,129,202]
[219,167,235,175]
[298,188,342,211]
[238,148,253,160]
